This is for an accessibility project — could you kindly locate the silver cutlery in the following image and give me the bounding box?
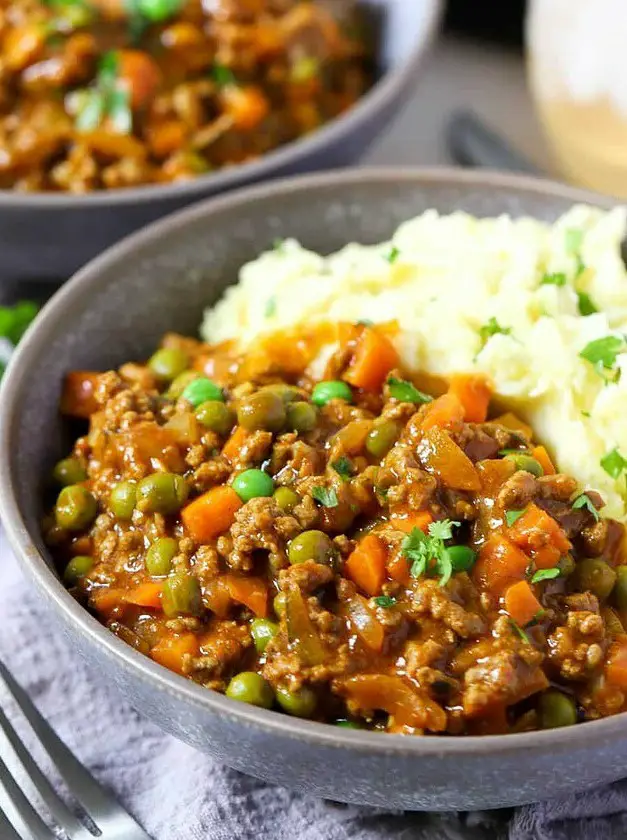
[0,658,153,840]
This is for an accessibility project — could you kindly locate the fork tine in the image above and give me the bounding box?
[0,755,56,840]
[0,703,86,838]
[0,660,153,840]
[0,803,24,840]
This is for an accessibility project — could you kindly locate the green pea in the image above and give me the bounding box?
[614,566,627,611]
[276,684,317,718]
[538,691,577,729]
[365,420,400,459]
[195,401,235,434]
[162,572,202,617]
[232,469,274,502]
[55,2,94,29]
[146,537,177,576]
[53,457,87,487]
[444,545,477,573]
[63,555,93,586]
[572,557,617,601]
[138,0,182,22]
[55,485,98,531]
[226,672,274,709]
[166,371,199,400]
[273,486,300,513]
[237,390,286,432]
[181,377,223,407]
[311,380,353,406]
[503,453,544,477]
[261,384,302,405]
[285,401,318,434]
[250,618,279,654]
[148,347,189,382]
[137,473,188,514]
[335,720,362,729]
[109,481,137,520]
[288,530,334,566]
[273,591,286,618]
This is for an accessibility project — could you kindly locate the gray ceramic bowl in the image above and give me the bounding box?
[0,168,623,812]
[0,0,442,285]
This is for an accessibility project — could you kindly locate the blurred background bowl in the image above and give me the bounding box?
[0,0,442,286]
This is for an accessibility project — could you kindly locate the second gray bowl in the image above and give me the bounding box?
[1,168,624,811]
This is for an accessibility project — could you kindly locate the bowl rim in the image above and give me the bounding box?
[0,0,443,210]
[1,165,623,760]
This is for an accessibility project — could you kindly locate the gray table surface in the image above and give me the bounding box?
[364,35,554,175]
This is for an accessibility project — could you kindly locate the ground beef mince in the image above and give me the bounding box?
[45,322,627,735]
[0,1,370,192]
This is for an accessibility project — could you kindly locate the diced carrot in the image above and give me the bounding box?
[389,509,433,534]
[493,412,533,440]
[148,120,187,157]
[509,503,571,557]
[345,534,387,597]
[69,535,92,556]
[124,581,164,609]
[220,84,269,130]
[387,553,410,585]
[181,486,242,543]
[473,533,531,597]
[332,420,373,455]
[532,445,556,476]
[344,327,400,392]
[151,633,199,676]
[606,640,627,690]
[532,544,562,570]
[223,574,268,617]
[448,374,492,423]
[222,426,249,463]
[90,587,126,617]
[418,427,481,492]
[420,392,465,432]
[504,580,543,626]
[117,49,162,109]
[60,371,101,418]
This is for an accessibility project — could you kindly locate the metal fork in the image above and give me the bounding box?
[0,658,153,840]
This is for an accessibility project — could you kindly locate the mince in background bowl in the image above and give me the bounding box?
[1,0,370,192]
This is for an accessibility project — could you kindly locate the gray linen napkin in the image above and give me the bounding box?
[0,535,623,840]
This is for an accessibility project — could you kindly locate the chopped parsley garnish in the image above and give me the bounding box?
[212,63,237,87]
[75,52,131,134]
[478,317,511,348]
[579,336,624,370]
[311,486,338,508]
[581,410,591,418]
[509,619,531,643]
[531,567,561,584]
[386,377,432,405]
[540,272,567,287]
[576,290,598,316]
[505,509,526,527]
[373,595,396,608]
[331,456,353,481]
[356,319,374,327]
[385,245,400,264]
[572,493,600,521]
[402,519,460,587]
[264,296,276,318]
[601,447,627,480]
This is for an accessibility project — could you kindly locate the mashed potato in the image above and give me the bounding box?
[201,205,627,521]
